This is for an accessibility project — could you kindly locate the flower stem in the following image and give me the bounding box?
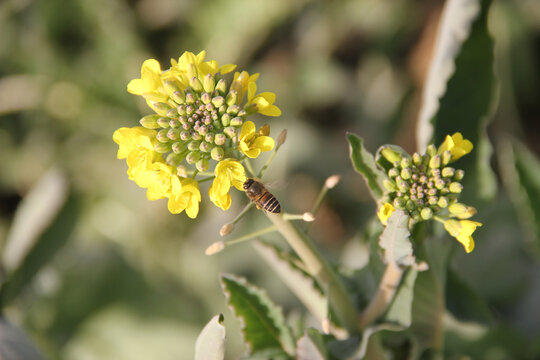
[357,263,403,329]
[265,212,359,333]
[243,158,257,178]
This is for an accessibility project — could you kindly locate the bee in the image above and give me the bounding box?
[243,178,281,213]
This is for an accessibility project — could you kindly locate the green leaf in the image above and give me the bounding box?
[296,328,328,360]
[379,210,421,268]
[499,140,540,251]
[417,0,497,200]
[220,273,295,358]
[194,314,226,360]
[446,269,493,324]
[1,169,69,274]
[347,132,386,201]
[252,241,327,324]
[0,175,79,306]
[383,268,418,327]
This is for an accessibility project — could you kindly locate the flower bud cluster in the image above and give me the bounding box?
[382,147,466,222]
[140,70,256,175]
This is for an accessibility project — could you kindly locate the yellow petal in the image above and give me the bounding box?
[240,121,256,140]
[253,136,275,152]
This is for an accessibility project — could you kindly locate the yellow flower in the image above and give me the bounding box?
[230,71,260,103]
[143,161,174,200]
[448,203,477,219]
[438,133,473,162]
[166,50,236,88]
[247,81,281,116]
[238,121,275,158]
[377,203,395,225]
[127,59,168,102]
[168,176,202,218]
[443,219,482,253]
[209,159,246,210]
[113,127,157,159]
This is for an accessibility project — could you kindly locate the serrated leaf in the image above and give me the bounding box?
[347,132,386,200]
[220,273,295,358]
[416,0,482,149]
[195,314,226,360]
[2,169,69,273]
[379,210,416,267]
[417,0,497,200]
[500,140,540,251]
[296,329,327,360]
[252,241,327,324]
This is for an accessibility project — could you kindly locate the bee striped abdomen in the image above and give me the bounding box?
[257,192,281,213]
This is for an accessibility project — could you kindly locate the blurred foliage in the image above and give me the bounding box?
[0,0,539,358]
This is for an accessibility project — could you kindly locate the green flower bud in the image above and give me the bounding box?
[221,113,231,127]
[172,91,186,104]
[177,165,188,178]
[203,73,215,93]
[420,207,433,220]
[442,167,455,178]
[153,102,172,114]
[214,133,226,146]
[199,141,211,153]
[412,152,422,166]
[437,196,449,208]
[156,129,169,143]
[205,133,214,143]
[211,147,224,161]
[154,142,171,153]
[191,132,202,141]
[449,182,463,193]
[426,144,437,157]
[226,90,238,106]
[188,141,200,151]
[400,168,412,180]
[224,126,236,138]
[406,200,416,211]
[185,93,195,105]
[398,182,409,193]
[400,157,411,169]
[190,77,203,92]
[381,147,402,164]
[428,196,438,205]
[167,128,180,141]
[227,104,240,115]
[441,150,452,166]
[429,155,441,169]
[393,197,406,209]
[435,178,446,190]
[454,169,465,181]
[177,105,186,116]
[186,151,200,164]
[212,96,225,108]
[169,118,180,129]
[201,92,211,104]
[196,158,209,172]
[388,168,399,178]
[383,179,397,192]
[171,142,183,153]
[166,152,184,167]
[157,117,170,128]
[180,131,190,141]
[139,114,160,129]
[215,79,227,94]
[411,210,421,222]
[230,116,243,127]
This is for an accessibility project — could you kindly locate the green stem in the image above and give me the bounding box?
[197,176,215,183]
[257,145,280,178]
[225,225,277,246]
[304,185,329,232]
[243,158,257,178]
[230,202,255,225]
[265,212,359,333]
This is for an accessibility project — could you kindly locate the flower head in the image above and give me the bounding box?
[209,159,246,210]
[443,219,482,253]
[238,121,275,158]
[438,132,473,162]
[115,51,281,217]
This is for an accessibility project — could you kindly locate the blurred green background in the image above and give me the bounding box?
[0,0,539,358]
